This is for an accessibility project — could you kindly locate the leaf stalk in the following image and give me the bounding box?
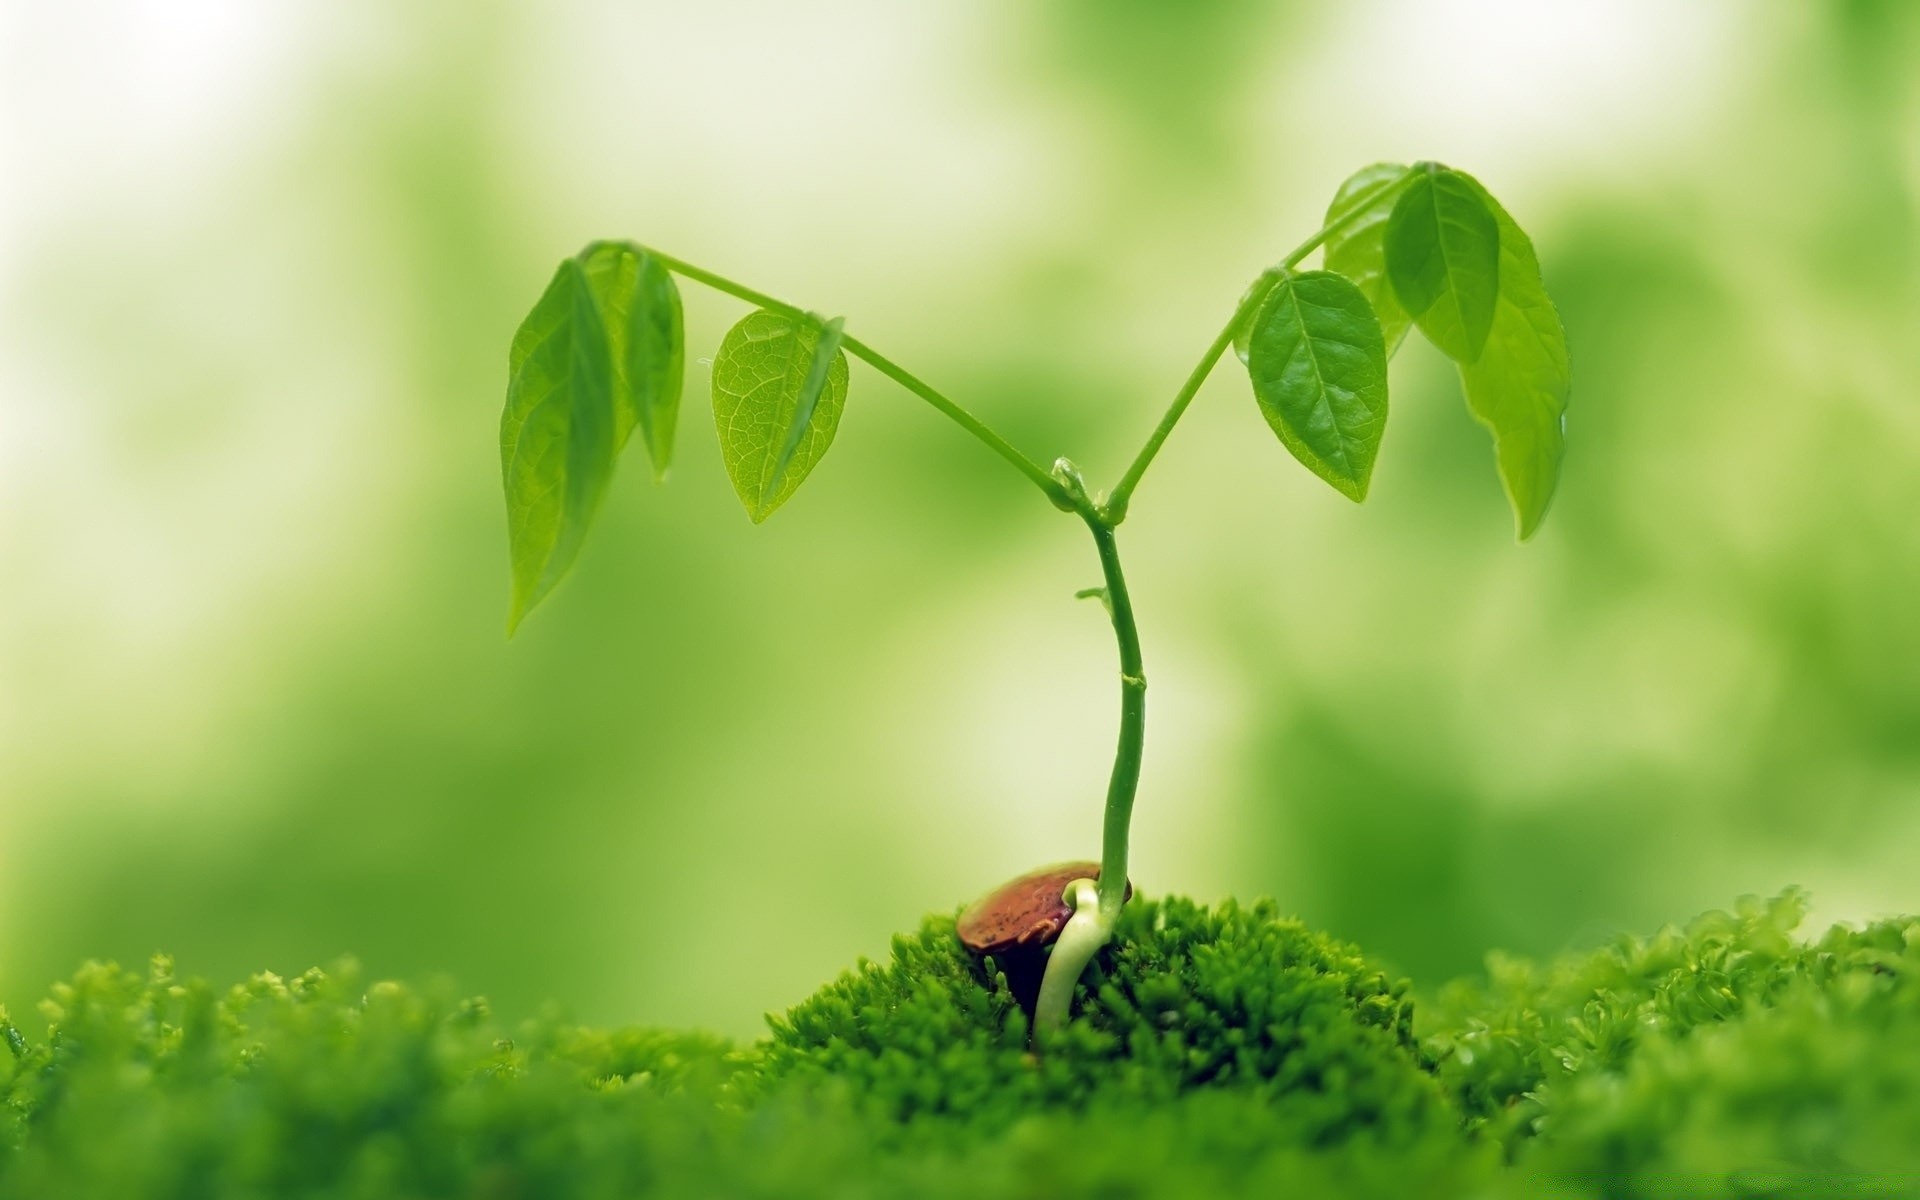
[643,248,1069,507]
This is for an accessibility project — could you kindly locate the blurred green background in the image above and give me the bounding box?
[3,1,1916,1038]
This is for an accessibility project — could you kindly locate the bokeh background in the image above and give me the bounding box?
[3,0,1916,1038]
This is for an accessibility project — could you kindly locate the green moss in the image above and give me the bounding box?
[3,895,1918,1198]
[757,896,1452,1150]
[0,957,744,1198]
[1426,890,1920,1194]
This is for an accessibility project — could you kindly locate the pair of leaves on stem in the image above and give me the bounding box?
[1239,162,1569,539]
[500,241,845,632]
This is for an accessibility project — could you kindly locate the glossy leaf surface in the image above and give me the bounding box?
[500,256,617,633]
[1385,165,1500,363]
[1245,270,1389,501]
[711,310,850,522]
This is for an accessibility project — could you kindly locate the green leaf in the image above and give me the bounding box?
[576,241,685,479]
[1322,162,1415,356]
[762,316,846,510]
[1244,270,1389,502]
[711,309,850,523]
[1452,175,1570,540]
[1384,164,1500,363]
[500,256,617,633]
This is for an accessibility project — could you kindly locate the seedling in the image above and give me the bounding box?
[497,161,1570,1040]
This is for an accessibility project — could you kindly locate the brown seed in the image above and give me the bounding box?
[957,861,1132,957]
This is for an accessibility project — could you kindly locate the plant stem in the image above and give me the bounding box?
[839,336,1068,505]
[1101,281,1270,524]
[1082,512,1145,923]
[1100,169,1414,522]
[1030,468,1146,1041]
[642,249,792,316]
[1032,176,1405,1022]
[642,247,1069,507]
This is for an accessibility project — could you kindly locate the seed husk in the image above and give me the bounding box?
[958,861,1135,954]
[958,861,1133,1014]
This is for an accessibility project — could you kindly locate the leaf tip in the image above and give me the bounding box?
[1514,503,1551,543]
[647,442,673,485]
[1462,318,1495,363]
[1335,474,1370,504]
[505,579,549,637]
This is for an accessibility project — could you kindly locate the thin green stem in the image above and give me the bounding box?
[1083,513,1145,921]
[643,247,1068,507]
[643,249,794,317]
[838,336,1067,504]
[1029,470,1142,1039]
[1100,169,1414,522]
[1101,279,1270,524]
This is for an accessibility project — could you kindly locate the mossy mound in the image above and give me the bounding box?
[3,893,1918,1198]
[757,896,1453,1150]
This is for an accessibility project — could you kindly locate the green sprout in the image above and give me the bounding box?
[497,160,1571,1040]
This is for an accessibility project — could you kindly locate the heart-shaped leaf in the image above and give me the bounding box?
[712,310,850,523]
[1245,270,1389,501]
[1385,164,1500,363]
